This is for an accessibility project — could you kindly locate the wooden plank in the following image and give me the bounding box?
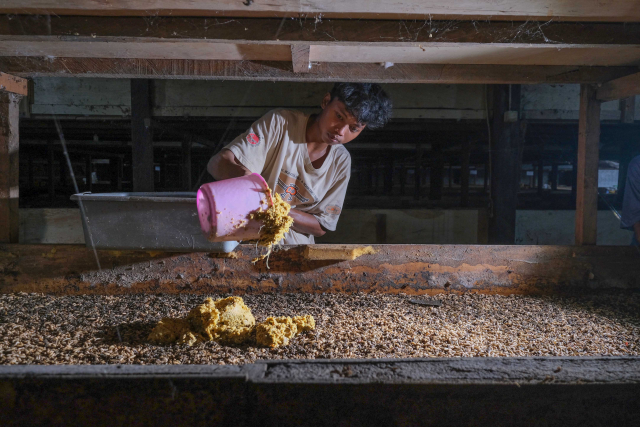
[0,1,638,21]
[575,84,601,246]
[0,92,20,243]
[0,57,636,84]
[309,44,640,66]
[291,45,310,73]
[131,79,154,192]
[0,71,27,96]
[3,17,640,45]
[1,37,640,66]
[620,97,636,123]
[597,72,640,102]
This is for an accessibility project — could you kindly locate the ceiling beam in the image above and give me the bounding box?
[2,17,639,45]
[0,71,27,96]
[1,57,637,84]
[596,72,640,102]
[1,37,639,66]
[0,1,638,21]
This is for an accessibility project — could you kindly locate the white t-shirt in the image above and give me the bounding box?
[223,109,351,244]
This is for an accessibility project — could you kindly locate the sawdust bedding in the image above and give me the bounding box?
[1,292,639,365]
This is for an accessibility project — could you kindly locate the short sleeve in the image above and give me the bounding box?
[307,157,351,232]
[223,110,283,174]
[621,156,640,230]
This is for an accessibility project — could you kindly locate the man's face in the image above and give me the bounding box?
[316,93,366,145]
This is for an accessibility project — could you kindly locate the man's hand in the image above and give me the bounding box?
[289,209,326,237]
[207,149,252,181]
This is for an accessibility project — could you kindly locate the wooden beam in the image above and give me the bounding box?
[2,37,639,66]
[291,45,310,73]
[0,71,27,96]
[0,92,20,243]
[131,79,154,192]
[3,17,640,45]
[0,57,636,84]
[0,1,638,21]
[597,72,640,102]
[575,84,601,246]
[620,96,636,123]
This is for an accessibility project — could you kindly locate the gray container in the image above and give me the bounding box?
[70,192,238,253]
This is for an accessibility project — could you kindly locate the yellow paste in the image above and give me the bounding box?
[148,297,315,348]
[249,190,294,263]
[255,315,316,348]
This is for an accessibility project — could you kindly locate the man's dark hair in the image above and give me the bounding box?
[329,83,392,130]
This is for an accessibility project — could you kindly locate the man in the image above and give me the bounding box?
[207,83,392,244]
[621,154,640,246]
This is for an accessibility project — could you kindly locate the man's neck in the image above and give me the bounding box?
[305,113,330,162]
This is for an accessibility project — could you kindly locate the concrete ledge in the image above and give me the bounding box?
[2,244,640,295]
[1,357,639,426]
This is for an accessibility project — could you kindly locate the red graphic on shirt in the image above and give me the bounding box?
[325,205,342,215]
[246,133,260,145]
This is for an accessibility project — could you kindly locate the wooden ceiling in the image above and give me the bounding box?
[0,1,639,83]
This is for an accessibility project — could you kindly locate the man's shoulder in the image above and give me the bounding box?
[332,145,352,174]
[264,108,306,125]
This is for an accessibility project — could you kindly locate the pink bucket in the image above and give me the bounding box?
[197,173,271,242]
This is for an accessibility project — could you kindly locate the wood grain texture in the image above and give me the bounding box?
[597,72,640,102]
[0,0,639,21]
[575,84,601,246]
[0,57,637,84]
[291,44,310,73]
[0,92,20,243]
[0,71,27,96]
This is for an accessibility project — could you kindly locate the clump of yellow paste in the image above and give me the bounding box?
[249,190,294,263]
[148,297,315,348]
[255,315,316,348]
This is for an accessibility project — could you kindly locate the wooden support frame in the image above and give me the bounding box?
[131,79,154,192]
[0,93,20,243]
[0,71,27,96]
[1,57,636,84]
[597,72,640,102]
[575,84,601,246]
[0,1,638,21]
[291,45,310,73]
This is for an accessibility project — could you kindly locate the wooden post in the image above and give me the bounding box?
[429,142,444,201]
[375,213,387,244]
[414,142,423,200]
[575,84,601,246]
[131,79,154,192]
[383,156,393,195]
[460,139,471,207]
[399,165,406,196]
[537,159,544,194]
[85,155,92,193]
[489,84,525,244]
[0,92,21,243]
[182,137,192,191]
[551,163,559,191]
[576,84,600,245]
[578,83,604,243]
[47,139,55,205]
[620,96,635,123]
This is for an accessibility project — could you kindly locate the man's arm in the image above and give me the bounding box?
[289,209,326,237]
[208,149,325,237]
[207,149,252,181]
